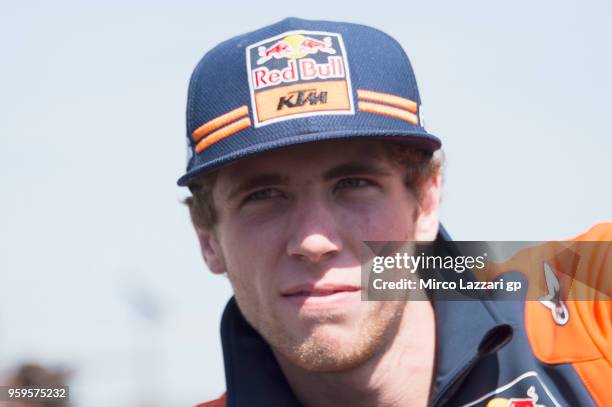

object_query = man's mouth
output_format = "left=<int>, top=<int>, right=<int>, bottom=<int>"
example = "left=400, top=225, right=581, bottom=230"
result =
left=282, top=284, right=362, bottom=307
left=282, top=284, right=361, bottom=297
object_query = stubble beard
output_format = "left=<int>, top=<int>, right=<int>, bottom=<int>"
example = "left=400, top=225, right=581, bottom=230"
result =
left=259, top=301, right=407, bottom=373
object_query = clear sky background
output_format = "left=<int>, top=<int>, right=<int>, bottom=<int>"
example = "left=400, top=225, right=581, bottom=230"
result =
left=1, top=1, right=610, bottom=406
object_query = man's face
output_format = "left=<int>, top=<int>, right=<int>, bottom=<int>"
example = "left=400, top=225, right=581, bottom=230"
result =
left=202, top=139, right=439, bottom=372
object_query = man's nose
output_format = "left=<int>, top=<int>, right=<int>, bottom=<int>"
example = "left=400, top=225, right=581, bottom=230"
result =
left=286, top=197, right=343, bottom=263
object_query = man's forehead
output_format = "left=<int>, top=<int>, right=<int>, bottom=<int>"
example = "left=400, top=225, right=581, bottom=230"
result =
left=220, top=139, right=391, bottom=179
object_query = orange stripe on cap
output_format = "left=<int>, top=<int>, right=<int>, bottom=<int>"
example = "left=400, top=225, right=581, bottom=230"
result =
left=358, top=101, right=418, bottom=125
left=357, top=89, right=418, bottom=112
left=192, top=105, right=249, bottom=142
left=195, top=117, right=251, bottom=153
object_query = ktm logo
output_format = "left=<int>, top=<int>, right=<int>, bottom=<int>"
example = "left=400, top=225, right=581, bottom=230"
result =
left=277, top=89, right=328, bottom=110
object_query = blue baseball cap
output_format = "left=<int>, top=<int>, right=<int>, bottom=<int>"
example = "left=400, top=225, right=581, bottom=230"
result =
left=178, top=17, right=441, bottom=186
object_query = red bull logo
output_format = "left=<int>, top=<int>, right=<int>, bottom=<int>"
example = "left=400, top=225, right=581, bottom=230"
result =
left=486, top=386, right=544, bottom=407
left=256, top=34, right=336, bottom=65
left=246, top=30, right=354, bottom=126
left=462, top=372, right=560, bottom=407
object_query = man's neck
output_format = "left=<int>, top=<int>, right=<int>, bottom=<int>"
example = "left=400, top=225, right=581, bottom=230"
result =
left=274, top=301, right=436, bottom=407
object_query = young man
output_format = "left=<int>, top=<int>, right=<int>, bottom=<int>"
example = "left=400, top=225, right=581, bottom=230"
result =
left=178, top=18, right=611, bottom=407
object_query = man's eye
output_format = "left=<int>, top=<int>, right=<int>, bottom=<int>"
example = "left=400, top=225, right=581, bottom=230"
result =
left=335, top=178, right=372, bottom=190
left=243, top=188, right=282, bottom=203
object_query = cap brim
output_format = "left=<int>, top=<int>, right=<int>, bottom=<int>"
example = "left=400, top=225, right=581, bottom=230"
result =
left=177, top=129, right=441, bottom=186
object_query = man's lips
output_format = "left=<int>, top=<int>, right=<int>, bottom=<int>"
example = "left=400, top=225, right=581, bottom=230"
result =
left=281, top=284, right=362, bottom=307
left=281, top=284, right=361, bottom=297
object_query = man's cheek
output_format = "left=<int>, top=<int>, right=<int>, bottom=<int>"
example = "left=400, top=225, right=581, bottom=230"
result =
left=226, top=256, right=271, bottom=301
left=352, top=208, right=413, bottom=241
left=227, top=269, right=263, bottom=316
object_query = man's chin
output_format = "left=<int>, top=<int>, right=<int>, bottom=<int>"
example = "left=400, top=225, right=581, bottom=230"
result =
left=283, top=338, right=374, bottom=372
left=269, top=302, right=406, bottom=372
left=273, top=324, right=380, bottom=372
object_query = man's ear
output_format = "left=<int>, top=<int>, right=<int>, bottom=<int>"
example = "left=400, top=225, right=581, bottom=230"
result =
left=414, top=174, right=442, bottom=241
left=195, top=227, right=227, bottom=275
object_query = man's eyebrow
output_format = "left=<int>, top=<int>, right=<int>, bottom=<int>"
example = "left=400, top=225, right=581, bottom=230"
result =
left=322, top=161, right=392, bottom=180
left=224, top=161, right=390, bottom=200
left=226, top=174, right=289, bottom=200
